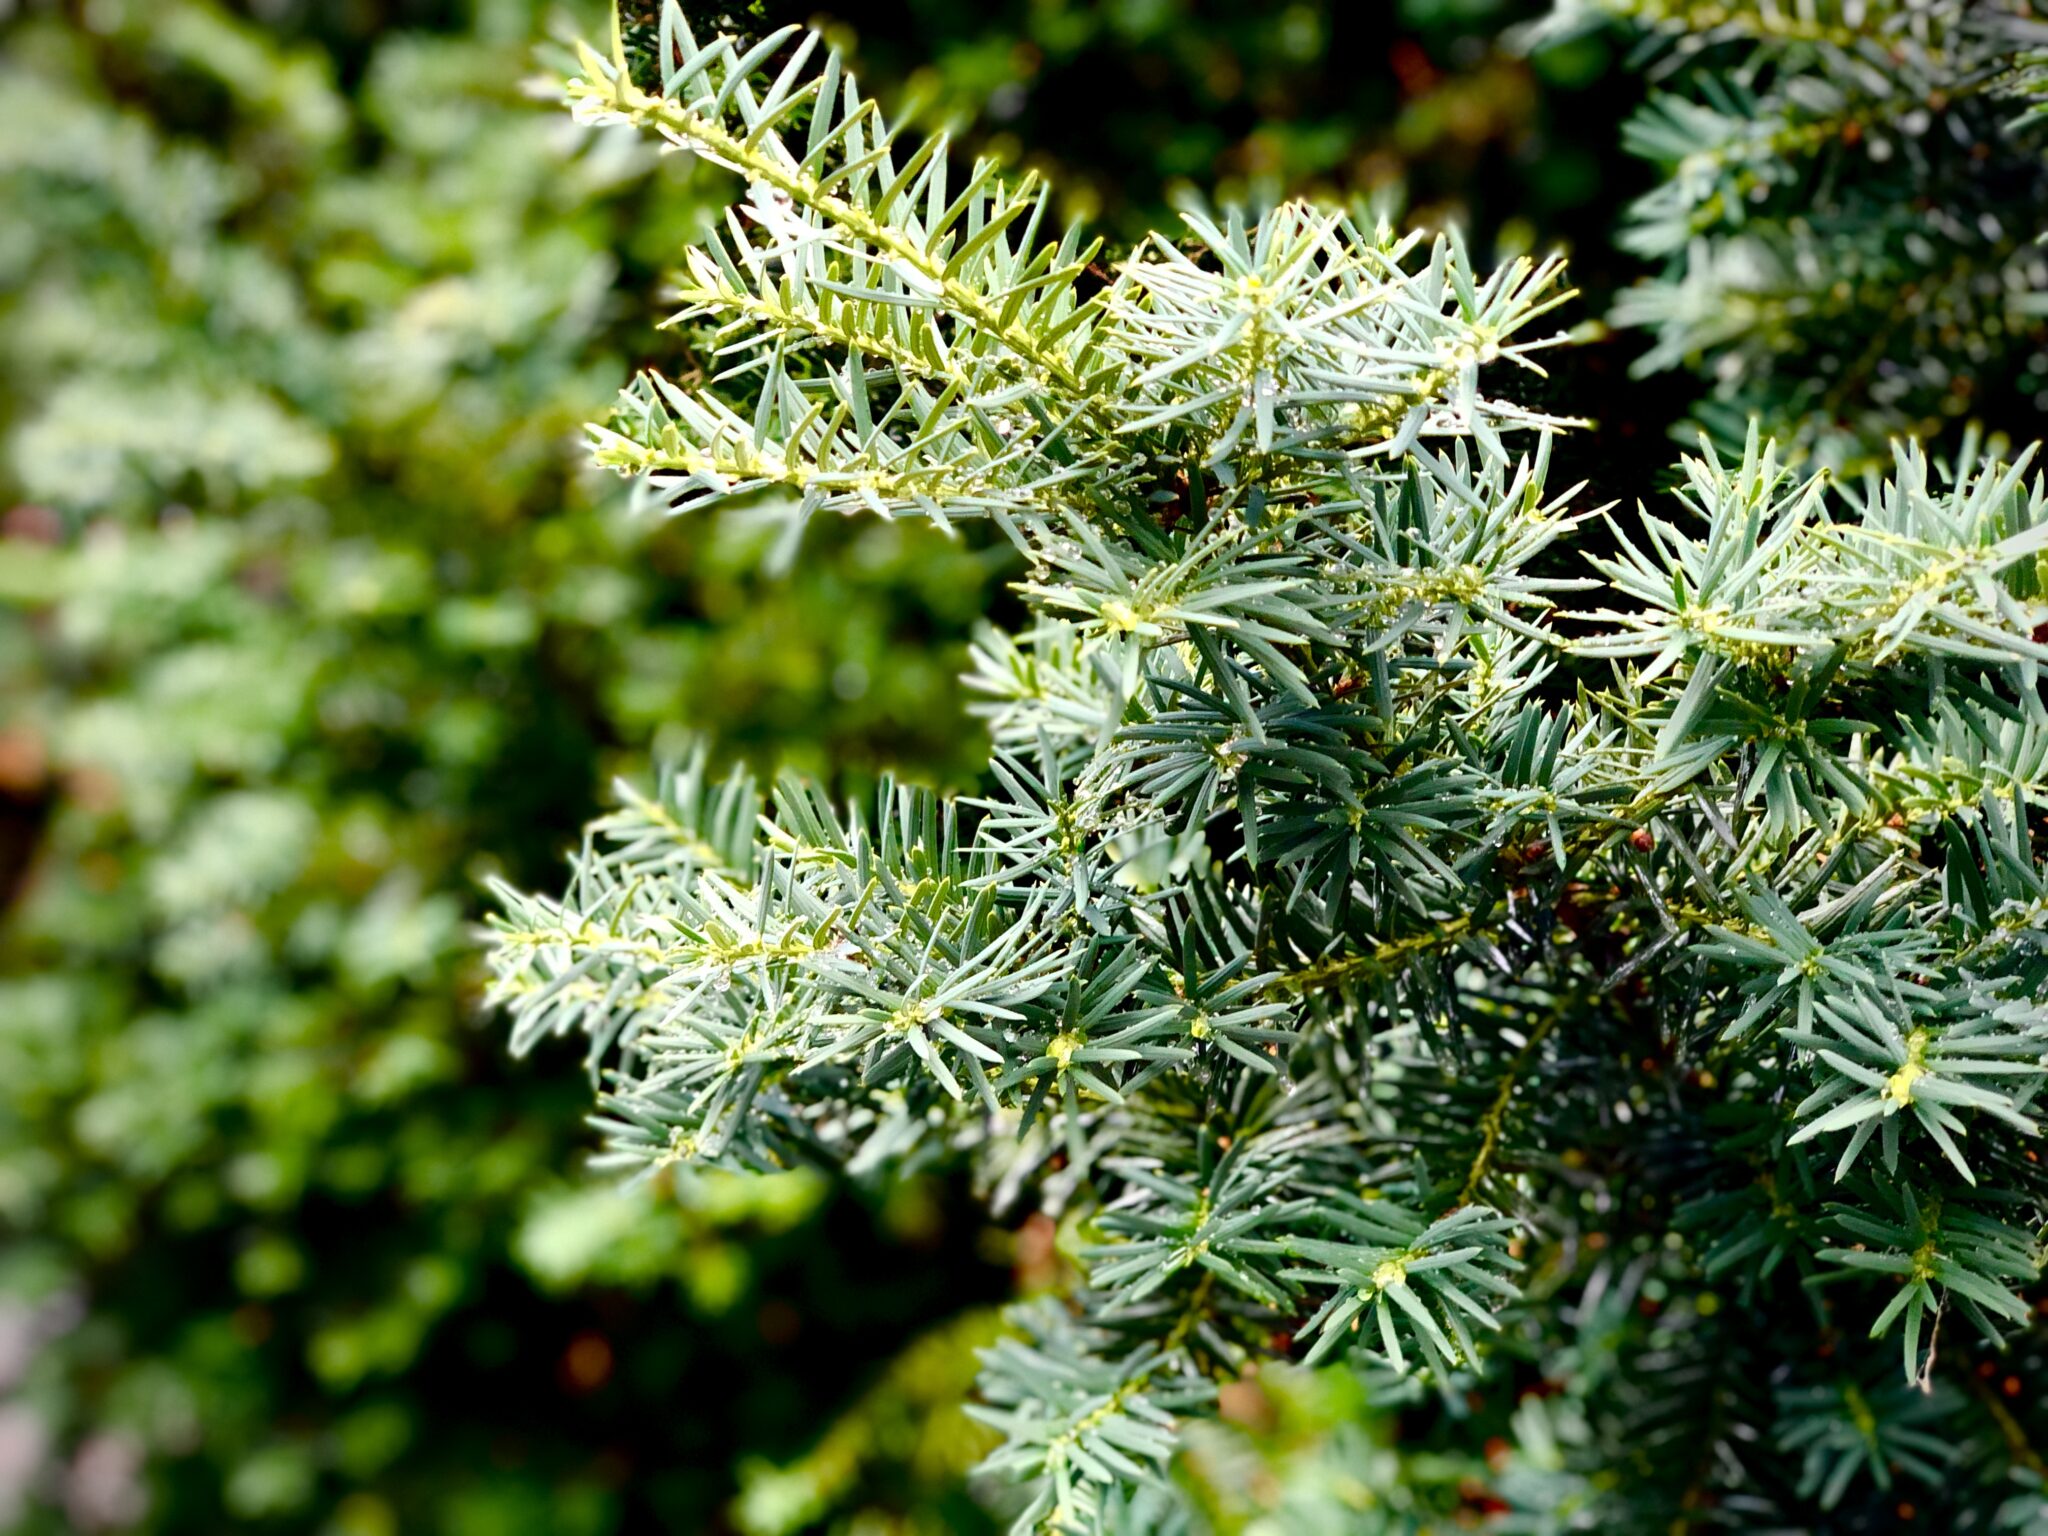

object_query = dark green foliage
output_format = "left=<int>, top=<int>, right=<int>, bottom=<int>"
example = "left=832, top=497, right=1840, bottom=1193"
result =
left=1547, top=0, right=2048, bottom=468
left=746, top=0, right=1626, bottom=247
left=494, top=10, right=2048, bottom=1531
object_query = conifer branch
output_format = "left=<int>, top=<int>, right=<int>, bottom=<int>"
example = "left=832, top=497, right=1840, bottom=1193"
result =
left=490, top=8, right=2048, bottom=1526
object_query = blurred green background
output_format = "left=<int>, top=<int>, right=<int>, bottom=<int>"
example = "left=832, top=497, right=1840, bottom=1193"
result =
left=0, top=2, right=1649, bottom=1531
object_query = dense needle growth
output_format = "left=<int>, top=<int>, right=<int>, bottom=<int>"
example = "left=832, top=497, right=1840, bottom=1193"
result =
left=1548, top=0, right=2048, bottom=467
left=490, top=7, right=2048, bottom=1529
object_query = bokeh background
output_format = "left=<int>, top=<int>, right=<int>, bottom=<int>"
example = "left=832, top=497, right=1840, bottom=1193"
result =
left=0, top=2, right=1674, bottom=1530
